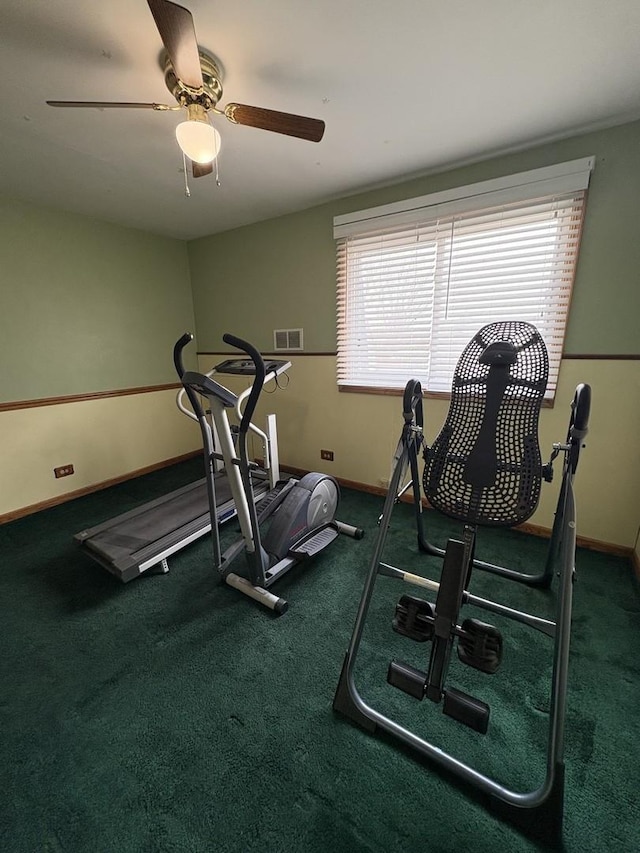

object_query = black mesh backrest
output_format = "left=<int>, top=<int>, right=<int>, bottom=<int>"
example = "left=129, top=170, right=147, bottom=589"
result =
left=422, top=321, right=548, bottom=527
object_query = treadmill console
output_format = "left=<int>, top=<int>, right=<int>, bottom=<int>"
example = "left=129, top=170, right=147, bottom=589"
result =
left=215, top=358, right=291, bottom=379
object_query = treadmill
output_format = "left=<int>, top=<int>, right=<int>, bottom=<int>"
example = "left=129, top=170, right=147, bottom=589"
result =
left=74, top=335, right=291, bottom=583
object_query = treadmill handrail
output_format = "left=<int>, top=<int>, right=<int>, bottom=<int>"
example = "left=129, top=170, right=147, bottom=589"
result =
left=234, top=360, right=291, bottom=425
left=222, top=333, right=265, bottom=435
left=175, top=356, right=290, bottom=427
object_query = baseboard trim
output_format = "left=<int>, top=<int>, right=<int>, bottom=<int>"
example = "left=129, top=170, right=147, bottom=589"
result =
left=517, top=522, right=633, bottom=560
left=0, top=451, right=201, bottom=524
left=3, top=456, right=636, bottom=568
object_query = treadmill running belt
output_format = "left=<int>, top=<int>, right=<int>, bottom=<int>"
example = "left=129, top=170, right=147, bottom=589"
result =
left=85, top=474, right=237, bottom=565
left=86, top=481, right=212, bottom=563
left=76, top=468, right=268, bottom=580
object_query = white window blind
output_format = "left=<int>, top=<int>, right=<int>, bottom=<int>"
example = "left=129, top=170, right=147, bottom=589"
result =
left=335, top=159, right=593, bottom=399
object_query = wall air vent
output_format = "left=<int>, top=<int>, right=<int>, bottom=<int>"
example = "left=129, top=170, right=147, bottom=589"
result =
left=273, top=328, right=304, bottom=351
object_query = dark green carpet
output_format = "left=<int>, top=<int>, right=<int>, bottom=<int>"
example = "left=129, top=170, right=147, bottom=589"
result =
left=1, top=459, right=639, bottom=852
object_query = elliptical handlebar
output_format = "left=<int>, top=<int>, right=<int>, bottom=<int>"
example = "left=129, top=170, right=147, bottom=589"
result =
left=173, top=332, right=207, bottom=423
left=222, top=333, right=266, bottom=437
left=173, top=332, right=193, bottom=379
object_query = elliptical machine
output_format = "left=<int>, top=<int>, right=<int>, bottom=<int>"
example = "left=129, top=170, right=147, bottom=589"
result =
left=177, top=332, right=364, bottom=613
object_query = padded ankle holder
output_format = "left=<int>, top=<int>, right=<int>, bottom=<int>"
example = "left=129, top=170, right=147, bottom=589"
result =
left=387, top=659, right=427, bottom=700
left=392, top=595, right=434, bottom=642
left=457, top=618, right=503, bottom=674
left=443, top=687, right=490, bottom=734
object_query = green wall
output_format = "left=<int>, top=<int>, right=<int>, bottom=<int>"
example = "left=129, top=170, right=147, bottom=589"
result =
left=0, top=195, right=195, bottom=403
left=187, top=206, right=336, bottom=353
left=3, top=118, right=639, bottom=404
left=188, top=120, right=640, bottom=355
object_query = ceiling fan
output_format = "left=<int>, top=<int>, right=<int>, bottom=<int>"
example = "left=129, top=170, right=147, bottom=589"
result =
left=47, top=0, right=325, bottom=182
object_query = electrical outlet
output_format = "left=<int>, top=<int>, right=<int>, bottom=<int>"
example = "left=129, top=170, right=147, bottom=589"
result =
left=54, top=464, right=74, bottom=478
left=320, top=449, right=334, bottom=461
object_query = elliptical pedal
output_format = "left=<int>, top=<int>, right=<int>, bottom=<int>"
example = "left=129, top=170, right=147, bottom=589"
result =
left=289, top=524, right=340, bottom=558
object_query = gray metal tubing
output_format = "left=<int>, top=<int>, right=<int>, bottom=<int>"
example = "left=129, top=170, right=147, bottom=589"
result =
left=342, top=669, right=557, bottom=808
left=341, top=435, right=577, bottom=810
left=200, top=416, right=222, bottom=571
left=544, top=472, right=576, bottom=769
left=341, top=437, right=411, bottom=666
left=220, top=538, right=247, bottom=573
left=378, top=563, right=556, bottom=638
left=419, top=538, right=551, bottom=586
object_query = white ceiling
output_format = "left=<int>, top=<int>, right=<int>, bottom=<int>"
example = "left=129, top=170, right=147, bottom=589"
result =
left=1, top=0, right=640, bottom=241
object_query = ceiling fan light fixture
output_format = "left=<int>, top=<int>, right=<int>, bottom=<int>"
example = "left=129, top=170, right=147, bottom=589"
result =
left=176, top=103, right=221, bottom=164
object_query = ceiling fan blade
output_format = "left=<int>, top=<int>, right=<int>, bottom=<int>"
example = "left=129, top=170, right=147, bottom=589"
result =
left=224, top=104, right=325, bottom=142
left=192, top=161, right=213, bottom=178
left=147, top=0, right=203, bottom=90
left=46, top=101, right=176, bottom=110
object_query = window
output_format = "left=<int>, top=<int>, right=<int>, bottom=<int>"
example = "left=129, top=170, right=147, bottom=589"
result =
left=335, top=158, right=594, bottom=400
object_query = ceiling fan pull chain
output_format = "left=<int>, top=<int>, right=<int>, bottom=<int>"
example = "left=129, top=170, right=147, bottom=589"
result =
left=182, top=151, right=191, bottom=197
left=215, top=152, right=221, bottom=187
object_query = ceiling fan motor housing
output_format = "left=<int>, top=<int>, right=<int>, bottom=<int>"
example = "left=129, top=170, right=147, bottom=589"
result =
left=161, top=49, right=223, bottom=109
